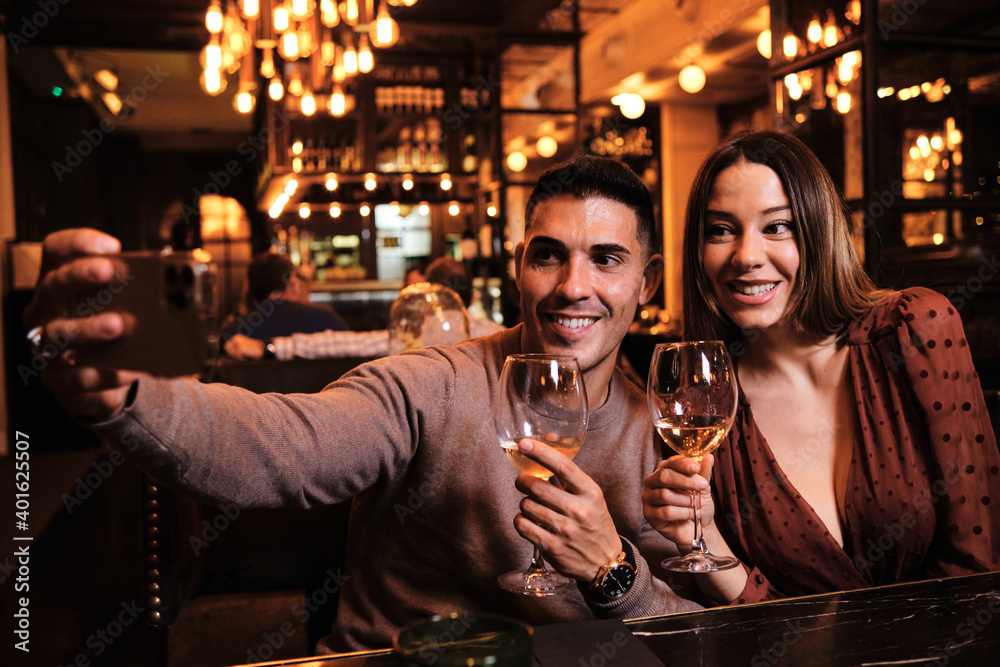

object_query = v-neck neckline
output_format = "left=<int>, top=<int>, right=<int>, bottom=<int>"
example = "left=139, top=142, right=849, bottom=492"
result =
left=734, top=365, right=860, bottom=560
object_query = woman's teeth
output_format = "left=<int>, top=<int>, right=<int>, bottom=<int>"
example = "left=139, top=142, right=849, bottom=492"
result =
left=735, top=283, right=776, bottom=297
left=555, top=317, right=595, bottom=329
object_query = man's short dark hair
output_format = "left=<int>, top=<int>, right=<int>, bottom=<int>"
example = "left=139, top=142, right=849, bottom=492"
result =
left=524, top=155, right=657, bottom=258
left=246, top=252, right=295, bottom=304
left=425, top=257, right=473, bottom=307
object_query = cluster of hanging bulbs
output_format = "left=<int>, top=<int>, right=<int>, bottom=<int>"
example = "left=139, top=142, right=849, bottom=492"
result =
left=201, top=0, right=417, bottom=116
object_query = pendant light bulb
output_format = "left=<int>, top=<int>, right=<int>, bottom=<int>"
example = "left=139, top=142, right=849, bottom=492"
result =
left=281, top=31, right=300, bottom=59
left=536, top=136, right=558, bottom=158
left=677, top=66, right=705, bottom=94
left=301, top=91, right=317, bottom=116
left=274, top=5, right=290, bottom=32
left=321, top=0, right=340, bottom=27
left=203, top=37, right=223, bottom=71
left=291, top=0, right=311, bottom=21
left=358, top=35, right=374, bottom=73
left=241, top=0, right=260, bottom=19
left=200, top=68, right=226, bottom=95
left=288, top=70, right=304, bottom=96
left=321, top=39, right=336, bottom=67
left=344, top=42, right=358, bottom=75
left=234, top=89, right=256, bottom=114
left=268, top=77, right=285, bottom=101
left=206, top=0, right=224, bottom=34
left=807, top=16, right=822, bottom=44
left=370, top=2, right=400, bottom=48
left=259, top=48, right=276, bottom=79
left=328, top=86, right=346, bottom=116
left=756, top=29, right=771, bottom=59
left=343, top=0, right=359, bottom=26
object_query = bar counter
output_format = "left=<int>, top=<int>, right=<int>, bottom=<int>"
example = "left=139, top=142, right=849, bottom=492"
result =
left=236, top=570, right=1000, bottom=666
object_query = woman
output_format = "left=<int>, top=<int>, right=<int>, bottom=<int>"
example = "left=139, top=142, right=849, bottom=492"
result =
left=643, top=130, right=999, bottom=605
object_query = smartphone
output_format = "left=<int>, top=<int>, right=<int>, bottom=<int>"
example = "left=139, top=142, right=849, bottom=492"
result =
left=73, top=250, right=217, bottom=376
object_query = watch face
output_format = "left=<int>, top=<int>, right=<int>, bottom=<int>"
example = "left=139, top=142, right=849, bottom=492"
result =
left=601, top=564, right=636, bottom=598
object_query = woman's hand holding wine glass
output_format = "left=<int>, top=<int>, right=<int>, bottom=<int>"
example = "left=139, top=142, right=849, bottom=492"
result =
left=644, top=341, right=739, bottom=573
left=643, top=453, right=719, bottom=553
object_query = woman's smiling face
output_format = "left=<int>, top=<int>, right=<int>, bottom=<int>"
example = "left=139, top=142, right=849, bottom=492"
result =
left=701, top=160, right=800, bottom=334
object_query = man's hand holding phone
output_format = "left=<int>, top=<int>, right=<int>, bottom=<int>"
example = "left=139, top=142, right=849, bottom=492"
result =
left=23, top=228, right=142, bottom=421
left=25, top=228, right=215, bottom=421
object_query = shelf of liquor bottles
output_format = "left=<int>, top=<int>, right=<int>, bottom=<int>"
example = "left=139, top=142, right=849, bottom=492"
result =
left=260, top=57, right=491, bottom=198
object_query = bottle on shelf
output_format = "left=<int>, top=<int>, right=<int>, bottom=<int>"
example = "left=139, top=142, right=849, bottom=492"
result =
left=460, top=220, right=478, bottom=261
left=462, top=132, right=477, bottom=173
left=478, top=221, right=493, bottom=259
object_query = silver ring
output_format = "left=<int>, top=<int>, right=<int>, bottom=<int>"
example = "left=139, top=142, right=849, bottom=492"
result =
left=26, top=325, right=44, bottom=349
left=26, top=325, right=60, bottom=360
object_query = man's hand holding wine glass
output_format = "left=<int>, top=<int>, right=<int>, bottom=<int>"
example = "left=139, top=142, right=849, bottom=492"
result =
left=512, top=437, right=624, bottom=583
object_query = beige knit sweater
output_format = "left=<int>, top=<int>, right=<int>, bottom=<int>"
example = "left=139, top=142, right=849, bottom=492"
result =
left=91, top=325, right=702, bottom=652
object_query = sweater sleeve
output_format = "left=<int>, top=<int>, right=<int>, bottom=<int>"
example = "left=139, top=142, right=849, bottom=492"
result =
left=894, top=288, right=1000, bottom=576
left=87, top=351, right=454, bottom=508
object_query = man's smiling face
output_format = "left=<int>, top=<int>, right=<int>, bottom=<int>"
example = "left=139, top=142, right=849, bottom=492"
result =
left=515, top=194, right=661, bottom=389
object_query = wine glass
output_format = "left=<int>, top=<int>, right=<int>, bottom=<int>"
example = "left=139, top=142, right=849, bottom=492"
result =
left=495, top=354, right=588, bottom=596
left=647, top=341, right=739, bottom=572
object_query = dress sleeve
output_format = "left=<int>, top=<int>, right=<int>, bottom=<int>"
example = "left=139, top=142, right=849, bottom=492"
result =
left=894, top=287, right=1000, bottom=575
left=726, top=564, right=785, bottom=605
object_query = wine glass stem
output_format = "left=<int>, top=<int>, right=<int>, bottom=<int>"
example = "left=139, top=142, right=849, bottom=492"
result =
left=527, top=547, right=548, bottom=574
left=691, top=489, right=708, bottom=555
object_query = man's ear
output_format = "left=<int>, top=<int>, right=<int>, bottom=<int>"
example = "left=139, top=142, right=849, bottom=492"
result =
left=639, top=253, right=664, bottom=304
left=513, top=241, right=525, bottom=289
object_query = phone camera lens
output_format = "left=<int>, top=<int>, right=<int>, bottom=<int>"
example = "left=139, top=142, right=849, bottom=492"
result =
left=181, top=266, right=195, bottom=287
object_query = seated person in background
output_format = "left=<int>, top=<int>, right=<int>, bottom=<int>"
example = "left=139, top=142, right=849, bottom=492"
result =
left=404, top=261, right=427, bottom=287
left=643, top=130, right=1000, bottom=606
left=221, top=252, right=347, bottom=345
left=29, top=155, right=699, bottom=652
left=424, top=256, right=506, bottom=338
left=225, top=256, right=505, bottom=361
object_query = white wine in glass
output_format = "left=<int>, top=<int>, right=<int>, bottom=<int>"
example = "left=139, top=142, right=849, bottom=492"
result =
left=495, top=354, right=588, bottom=596
left=647, top=341, right=739, bottom=573
left=501, top=436, right=583, bottom=480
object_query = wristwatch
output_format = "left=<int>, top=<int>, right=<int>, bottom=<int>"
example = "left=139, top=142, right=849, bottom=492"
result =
left=589, top=538, right=637, bottom=602
left=262, top=339, right=277, bottom=360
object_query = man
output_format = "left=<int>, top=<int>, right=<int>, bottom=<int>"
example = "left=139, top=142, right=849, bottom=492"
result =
left=220, top=252, right=348, bottom=344
left=26, top=156, right=699, bottom=652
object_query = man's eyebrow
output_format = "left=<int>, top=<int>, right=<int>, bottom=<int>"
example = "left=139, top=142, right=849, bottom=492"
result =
left=525, top=235, right=565, bottom=249
left=526, top=236, right=632, bottom=256
left=592, top=243, right=631, bottom=255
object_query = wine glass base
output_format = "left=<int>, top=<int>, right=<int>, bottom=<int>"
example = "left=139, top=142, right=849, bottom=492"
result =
left=662, top=552, right=740, bottom=573
left=497, top=569, right=576, bottom=597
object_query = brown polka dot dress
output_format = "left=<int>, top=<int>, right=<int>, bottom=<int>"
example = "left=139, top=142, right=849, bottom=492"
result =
left=712, top=287, right=1000, bottom=604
